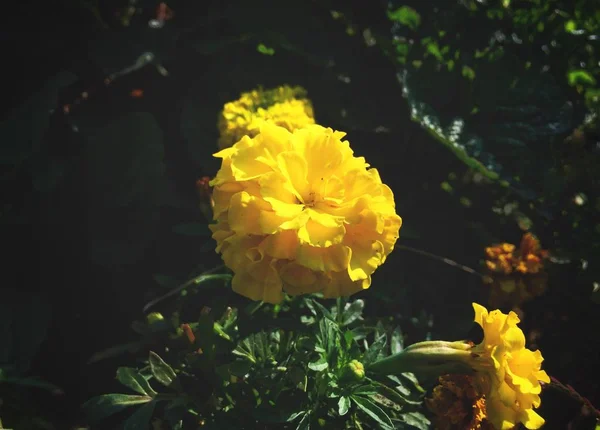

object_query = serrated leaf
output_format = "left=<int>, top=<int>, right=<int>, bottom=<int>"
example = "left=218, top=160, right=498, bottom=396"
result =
left=352, top=395, right=394, bottom=430
left=362, top=334, right=387, bottom=366
left=372, top=380, right=422, bottom=407
left=350, top=326, right=374, bottom=341
left=148, top=351, right=178, bottom=388
left=228, top=360, right=253, bottom=377
left=310, top=300, right=333, bottom=320
left=341, top=299, right=364, bottom=326
left=308, top=356, right=328, bottom=372
left=83, top=394, right=153, bottom=422
left=390, top=326, right=404, bottom=355
left=399, top=411, right=431, bottom=430
left=338, top=396, right=350, bottom=416
left=296, top=412, right=310, bottom=430
left=352, top=385, right=378, bottom=396
left=399, top=372, right=425, bottom=392
left=116, top=367, right=157, bottom=396
left=123, top=401, right=157, bottom=430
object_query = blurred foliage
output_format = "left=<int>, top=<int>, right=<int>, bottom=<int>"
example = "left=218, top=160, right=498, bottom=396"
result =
left=85, top=294, right=429, bottom=429
left=1, top=0, right=599, bottom=428
left=0, top=291, right=60, bottom=429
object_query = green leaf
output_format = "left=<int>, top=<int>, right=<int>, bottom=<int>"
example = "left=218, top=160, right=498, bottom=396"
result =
left=568, top=70, right=597, bottom=87
left=83, top=394, right=153, bottom=422
left=116, top=367, right=157, bottom=396
left=296, top=412, right=311, bottom=430
left=398, top=411, right=431, bottom=430
left=352, top=385, right=378, bottom=396
left=338, top=396, right=350, bottom=416
left=341, top=299, right=364, bottom=326
left=371, top=379, right=422, bottom=407
left=305, top=298, right=333, bottom=320
left=226, top=360, right=253, bottom=377
left=148, top=351, right=178, bottom=388
left=362, top=334, right=387, bottom=366
left=390, top=326, right=404, bottom=355
left=172, top=223, right=212, bottom=236
left=387, top=6, right=421, bottom=30
left=257, top=43, right=275, bottom=55
left=232, top=332, right=273, bottom=364
left=308, top=356, right=328, bottom=372
left=123, top=401, right=157, bottom=430
left=318, top=318, right=341, bottom=362
left=351, top=395, right=394, bottom=430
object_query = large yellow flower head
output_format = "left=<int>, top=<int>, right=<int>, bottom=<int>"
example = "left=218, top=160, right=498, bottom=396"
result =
left=217, top=85, right=315, bottom=150
left=209, top=122, right=402, bottom=304
left=470, top=303, right=550, bottom=430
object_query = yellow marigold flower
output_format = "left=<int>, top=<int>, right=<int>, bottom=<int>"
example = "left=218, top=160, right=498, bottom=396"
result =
left=370, top=304, right=550, bottom=430
left=209, top=122, right=402, bottom=304
left=426, top=374, right=493, bottom=430
left=471, top=303, right=550, bottom=429
left=217, top=85, right=315, bottom=149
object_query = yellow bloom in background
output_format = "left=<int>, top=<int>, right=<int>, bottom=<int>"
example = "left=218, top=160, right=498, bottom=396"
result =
left=209, top=122, right=402, bottom=304
left=470, top=303, right=550, bottom=429
left=217, top=85, right=315, bottom=149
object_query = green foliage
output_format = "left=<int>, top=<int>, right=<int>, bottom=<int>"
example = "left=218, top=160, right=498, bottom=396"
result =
left=85, top=296, right=429, bottom=429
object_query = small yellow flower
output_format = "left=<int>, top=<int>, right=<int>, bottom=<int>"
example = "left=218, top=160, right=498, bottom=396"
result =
left=217, top=85, right=315, bottom=149
left=470, top=303, right=550, bottom=429
left=209, top=122, right=402, bottom=303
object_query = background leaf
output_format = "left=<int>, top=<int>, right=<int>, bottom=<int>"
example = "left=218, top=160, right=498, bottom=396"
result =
left=83, top=394, right=153, bottom=422
left=116, top=367, right=157, bottom=396
left=123, top=400, right=157, bottom=430
left=148, top=351, right=178, bottom=388
left=352, top=395, right=394, bottom=430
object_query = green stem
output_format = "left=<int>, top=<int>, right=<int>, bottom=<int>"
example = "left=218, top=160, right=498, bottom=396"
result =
left=142, top=266, right=231, bottom=313
left=396, top=244, right=485, bottom=279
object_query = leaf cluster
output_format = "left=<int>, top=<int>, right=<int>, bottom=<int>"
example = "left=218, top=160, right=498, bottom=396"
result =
left=84, top=296, right=430, bottom=429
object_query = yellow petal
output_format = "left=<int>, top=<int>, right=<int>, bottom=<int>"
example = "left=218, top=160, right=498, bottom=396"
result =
left=297, top=218, right=346, bottom=247
left=280, top=262, right=319, bottom=296
left=521, top=408, right=545, bottom=429
left=347, top=240, right=385, bottom=281
left=276, top=151, right=310, bottom=201
left=321, top=271, right=369, bottom=298
left=296, top=244, right=350, bottom=272
left=260, top=230, right=299, bottom=259
left=472, top=303, right=488, bottom=327
left=228, top=191, right=269, bottom=235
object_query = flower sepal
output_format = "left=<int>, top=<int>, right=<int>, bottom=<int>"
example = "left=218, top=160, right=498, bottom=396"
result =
left=368, top=340, right=475, bottom=378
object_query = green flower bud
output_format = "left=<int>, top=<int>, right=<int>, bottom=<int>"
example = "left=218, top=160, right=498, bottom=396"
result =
left=146, top=312, right=165, bottom=325
left=340, top=359, right=365, bottom=382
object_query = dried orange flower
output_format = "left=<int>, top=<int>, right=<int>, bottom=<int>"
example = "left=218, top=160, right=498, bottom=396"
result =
left=426, top=374, right=494, bottom=430
left=483, top=233, right=549, bottom=309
